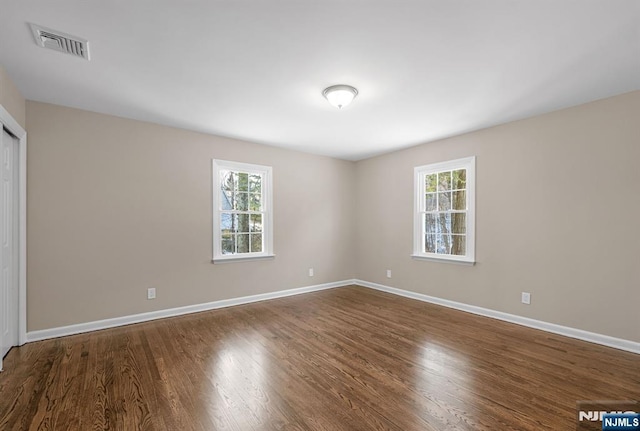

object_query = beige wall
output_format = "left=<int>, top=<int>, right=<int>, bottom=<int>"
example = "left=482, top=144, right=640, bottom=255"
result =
left=26, top=101, right=355, bottom=331
left=0, top=65, right=26, bottom=129
left=25, top=91, right=640, bottom=343
left=355, top=91, right=640, bottom=342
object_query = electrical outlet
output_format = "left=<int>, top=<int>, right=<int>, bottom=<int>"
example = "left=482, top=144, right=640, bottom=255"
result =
left=386, top=269, right=392, bottom=278
left=308, top=268, right=314, bottom=277
left=147, top=287, right=156, bottom=300
left=521, top=292, right=531, bottom=305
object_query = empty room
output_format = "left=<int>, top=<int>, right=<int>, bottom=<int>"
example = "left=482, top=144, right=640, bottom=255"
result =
left=0, top=1, right=639, bottom=430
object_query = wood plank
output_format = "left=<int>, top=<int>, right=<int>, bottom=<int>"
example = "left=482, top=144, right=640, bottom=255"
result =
left=0, top=286, right=638, bottom=430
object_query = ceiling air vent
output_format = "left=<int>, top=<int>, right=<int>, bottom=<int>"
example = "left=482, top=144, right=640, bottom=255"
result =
left=29, top=24, right=90, bottom=60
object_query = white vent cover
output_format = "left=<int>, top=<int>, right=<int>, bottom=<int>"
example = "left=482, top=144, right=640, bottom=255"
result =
left=29, top=24, right=90, bottom=60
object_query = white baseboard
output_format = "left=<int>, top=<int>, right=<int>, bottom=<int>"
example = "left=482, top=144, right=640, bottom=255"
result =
left=354, top=279, right=640, bottom=355
left=26, top=279, right=355, bottom=343
left=26, top=278, right=640, bottom=355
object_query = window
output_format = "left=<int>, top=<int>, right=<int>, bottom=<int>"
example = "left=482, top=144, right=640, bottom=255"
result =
left=413, top=156, right=475, bottom=264
left=212, top=160, right=273, bottom=262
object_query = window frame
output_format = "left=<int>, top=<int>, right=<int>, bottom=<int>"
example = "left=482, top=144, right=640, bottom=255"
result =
left=412, top=156, right=476, bottom=264
left=212, top=159, right=274, bottom=263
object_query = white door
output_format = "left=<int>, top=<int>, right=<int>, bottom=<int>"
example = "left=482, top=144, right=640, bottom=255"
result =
left=0, top=128, right=19, bottom=361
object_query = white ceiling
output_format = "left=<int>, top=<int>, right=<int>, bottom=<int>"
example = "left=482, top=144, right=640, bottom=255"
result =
left=1, top=1, right=638, bottom=160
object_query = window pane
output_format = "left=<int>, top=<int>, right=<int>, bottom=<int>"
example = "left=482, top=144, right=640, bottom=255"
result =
left=451, top=213, right=466, bottom=234
left=221, top=233, right=235, bottom=255
left=425, top=234, right=437, bottom=253
left=250, top=214, right=263, bottom=232
left=235, top=192, right=249, bottom=211
left=436, top=232, right=451, bottom=254
left=425, top=193, right=437, bottom=211
left=249, top=174, right=261, bottom=193
left=451, top=235, right=466, bottom=256
left=237, top=214, right=250, bottom=233
left=250, top=234, right=262, bottom=253
left=438, top=192, right=451, bottom=211
left=221, top=213, right=233, bottom=234
left=436, top=213, right=452, bottom=253
left=452, top=190, right=466, bottom=210
left=221, top=171, right=235, bottom=191
left=221, top=190, right=234, bottom=210
left=425, top=174, right=437, bottom=193
left=236, top=233, right=250, bottom=253
left=438, top=171, right=451, bottom=191
left=249, top=193, right=262, bottom=211
left=237, top=173, right=249, bottom=191
left=424, top=213, right=437, bottom=234
left=437, top=213, right=450, bottom=235
left=452, top=169, right=466, bottom=190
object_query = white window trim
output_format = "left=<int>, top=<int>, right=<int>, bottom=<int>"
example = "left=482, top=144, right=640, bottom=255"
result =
left=412, top=156, right=476, bottom=264
left=212, top=159, right=274, bottom=263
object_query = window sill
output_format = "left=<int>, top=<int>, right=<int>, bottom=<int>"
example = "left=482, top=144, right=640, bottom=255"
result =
left=212, top=254, right=276, bottom=264
left=410, top=254, right=475, bottom=266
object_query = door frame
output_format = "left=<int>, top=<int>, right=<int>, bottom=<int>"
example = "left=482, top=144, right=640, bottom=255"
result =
left=0, top=104, right=27, bottom=365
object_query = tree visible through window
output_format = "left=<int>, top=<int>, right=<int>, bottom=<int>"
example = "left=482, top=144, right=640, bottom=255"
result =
left=213, top=160, right=273, bottom=262
left=413, top=157, right=475, bottom=263
left=220, top=171, right=264, bottom=254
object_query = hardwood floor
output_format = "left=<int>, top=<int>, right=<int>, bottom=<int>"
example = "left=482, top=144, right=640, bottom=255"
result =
left=1, top=285, right=638, bottom=430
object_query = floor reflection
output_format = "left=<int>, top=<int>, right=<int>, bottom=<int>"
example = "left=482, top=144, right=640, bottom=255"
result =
left=206, top=327, right=270, bottom=428
left=411, top=341, right=477, bottom=430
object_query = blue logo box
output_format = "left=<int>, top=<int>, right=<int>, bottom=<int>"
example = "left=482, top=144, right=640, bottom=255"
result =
left=602, top=414, right=640, bottom=431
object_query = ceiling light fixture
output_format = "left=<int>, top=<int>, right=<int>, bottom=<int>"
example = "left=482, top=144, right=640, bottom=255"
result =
left=322, top=85, right=358, bottom=109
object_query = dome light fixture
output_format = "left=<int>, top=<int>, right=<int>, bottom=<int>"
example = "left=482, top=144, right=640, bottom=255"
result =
left=322, top=84, right=358, bottom=109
